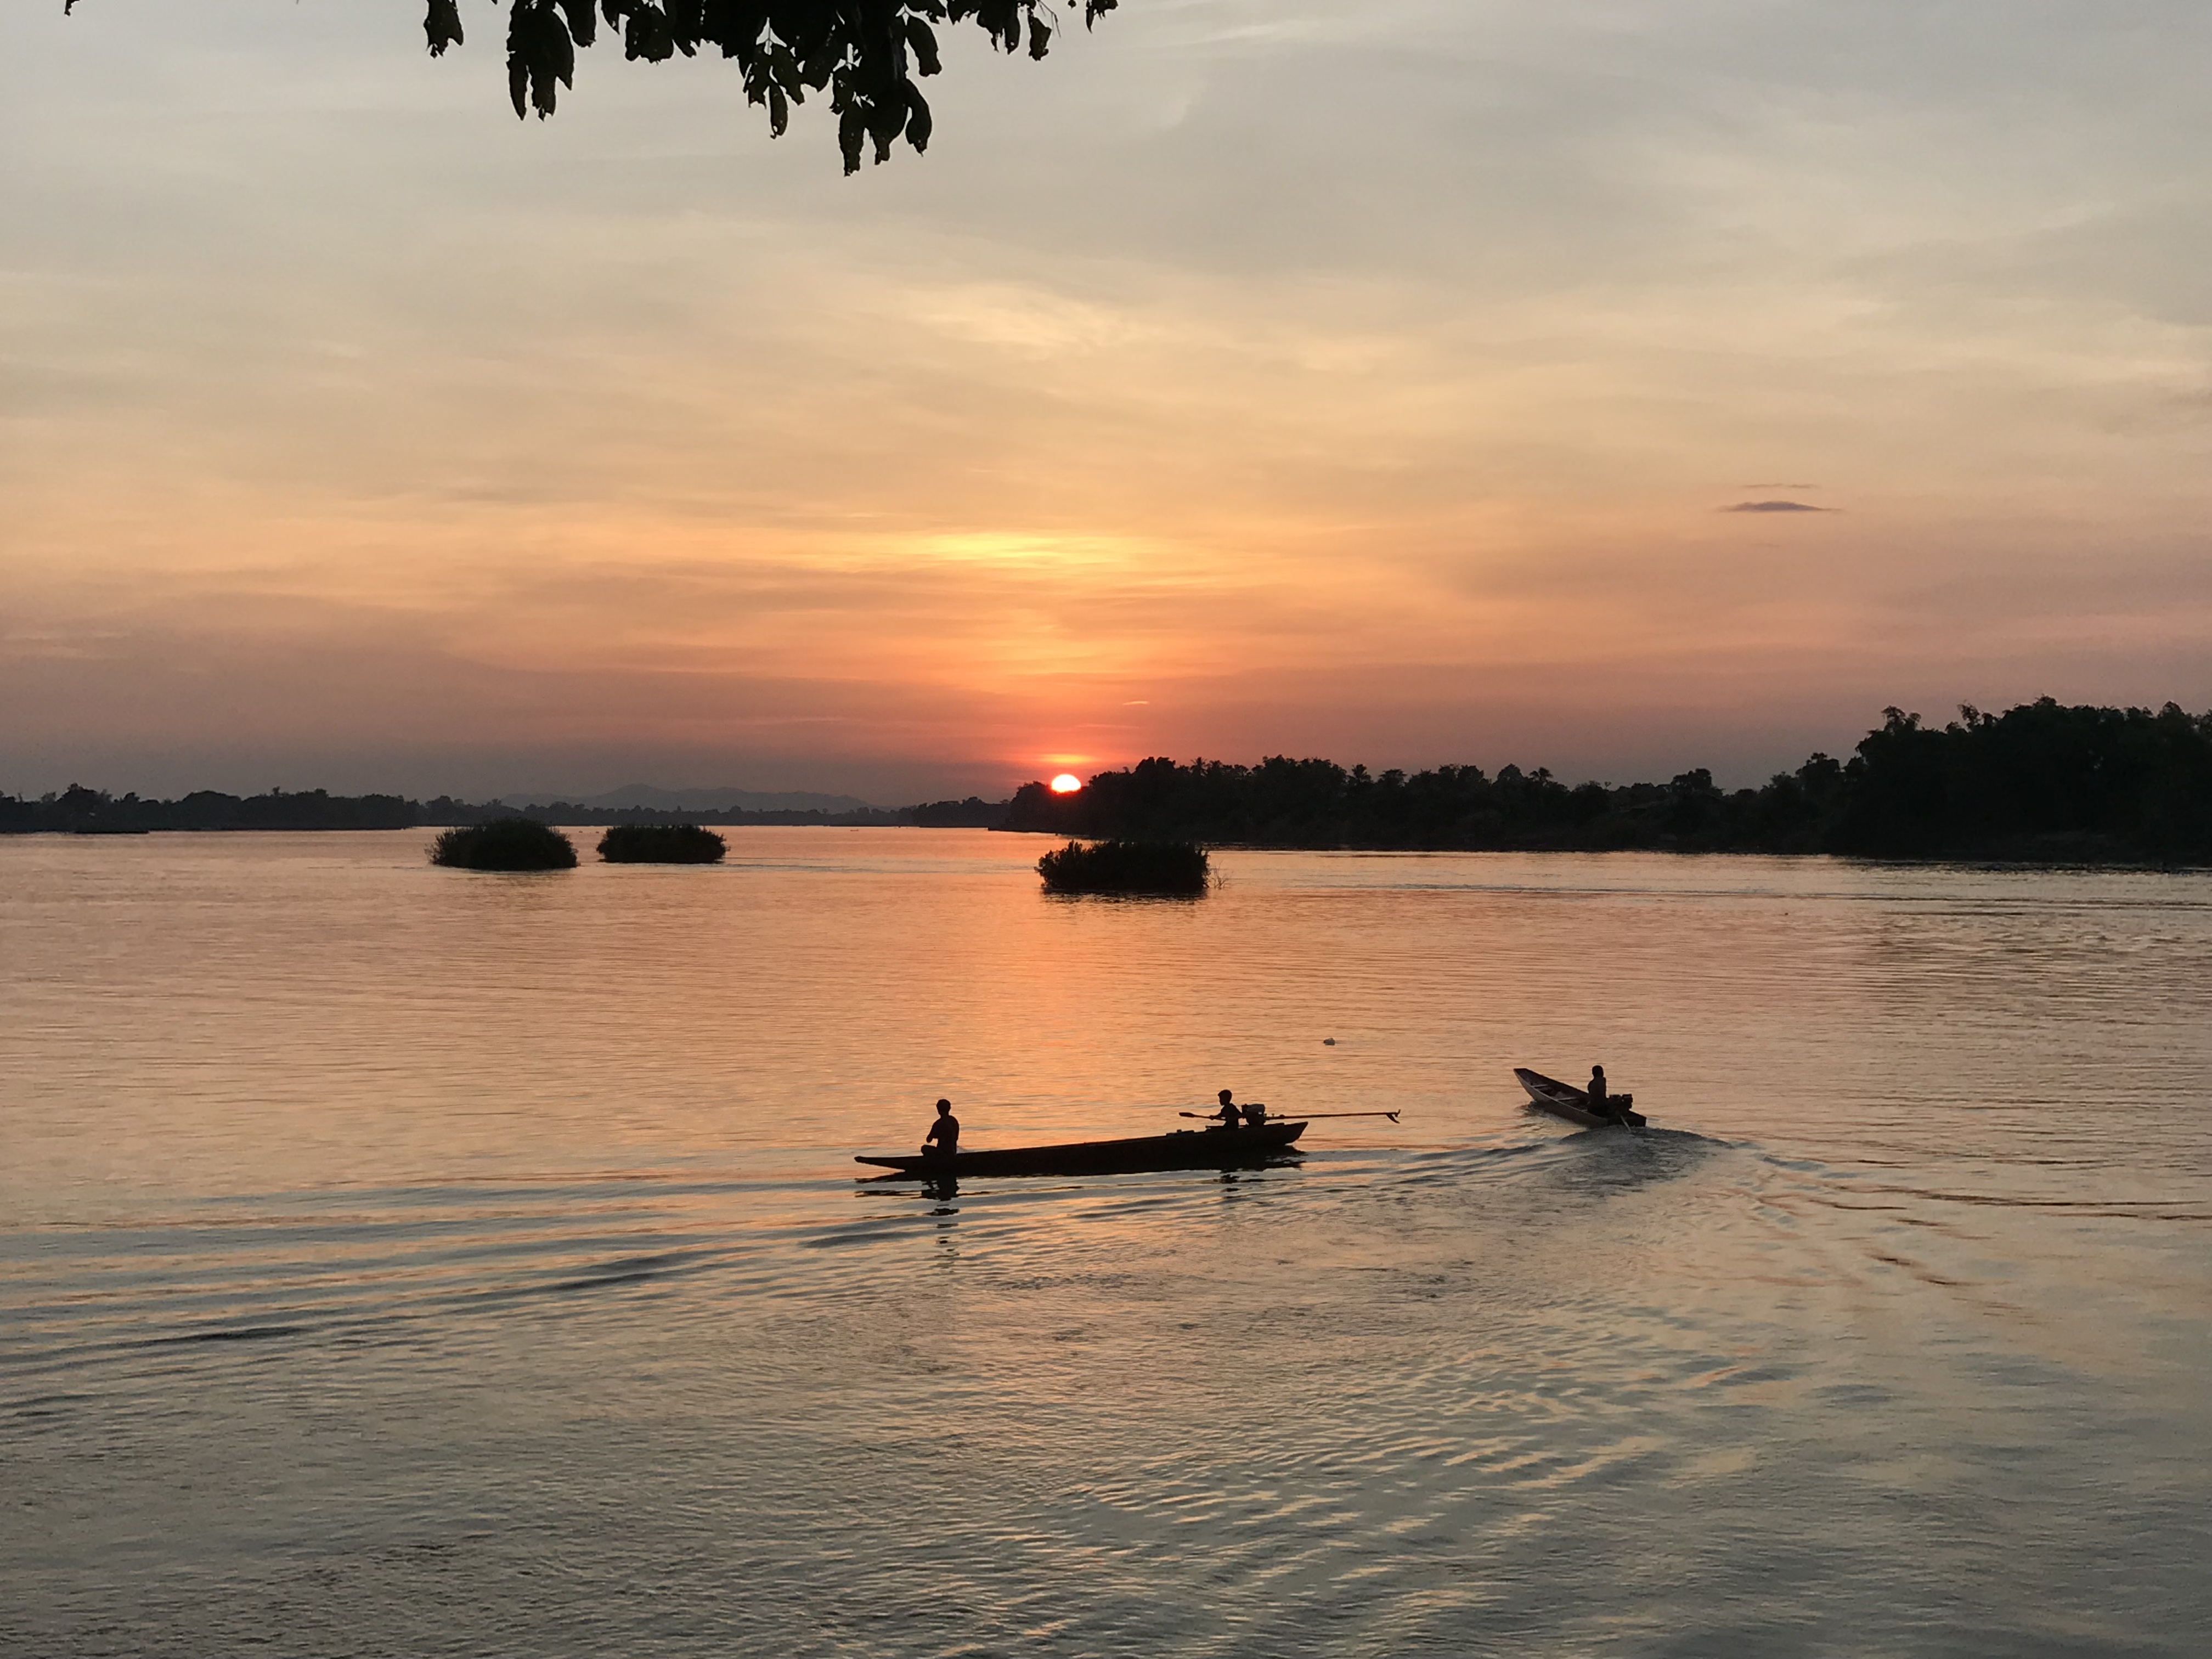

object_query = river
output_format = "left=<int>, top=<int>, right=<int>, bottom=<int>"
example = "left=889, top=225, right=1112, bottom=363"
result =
left=3, top=829, right=2208, bottom=1656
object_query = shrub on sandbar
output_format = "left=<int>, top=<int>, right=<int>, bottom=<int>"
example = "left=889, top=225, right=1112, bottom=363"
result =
left=598, top=823, right=727, bottom=864
left=1037, top=839, right=1210, bottom=896
left=430, top=820, right=577, bottom=871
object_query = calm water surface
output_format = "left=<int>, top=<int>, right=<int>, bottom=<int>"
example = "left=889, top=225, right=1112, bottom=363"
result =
left=4, top=830, right=2209, bottom=1657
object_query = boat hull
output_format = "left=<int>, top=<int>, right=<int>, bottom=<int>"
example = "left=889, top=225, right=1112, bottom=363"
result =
left=1515, top=1068, right=1645, bottom=1128
left=856, top=1121, right=1307, bottom=1179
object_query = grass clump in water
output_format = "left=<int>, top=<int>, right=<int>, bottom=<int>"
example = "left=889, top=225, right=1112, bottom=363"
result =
left=597, top=823, right=727, bottom=864
left=430, top=820, right=577, bottom=871
left=1037, top=838, right=1210, bottom=896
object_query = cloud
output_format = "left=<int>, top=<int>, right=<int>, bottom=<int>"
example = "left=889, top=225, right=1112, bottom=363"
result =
left=1722, top=500, right=1835, bottom=513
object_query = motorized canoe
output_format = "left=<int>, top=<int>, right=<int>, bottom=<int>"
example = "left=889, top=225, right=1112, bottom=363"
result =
left=855, top=1121, right=1307, bottom=1179
left=1515, top=1067, right=1646, bottom=1128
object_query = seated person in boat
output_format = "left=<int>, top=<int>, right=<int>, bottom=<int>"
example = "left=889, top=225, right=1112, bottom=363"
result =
left=923, top=1098, right=960, bottom=1156
left=1211, top=1090, right=1245, bottom=1130
left=1587, top=1065, right=1621, bottom=1121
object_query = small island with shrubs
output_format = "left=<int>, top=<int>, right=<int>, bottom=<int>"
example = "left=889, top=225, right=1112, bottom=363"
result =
left=597, top=823, right=727, bottom=864
left=430, top=820, right=577, bottom=871
left=1037, top=838, right=1211, bottom=896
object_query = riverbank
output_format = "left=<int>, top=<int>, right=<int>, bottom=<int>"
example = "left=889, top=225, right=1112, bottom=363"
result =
left=15, top=700, right=2210, bottom=865
left=1000, top=700, right=2212, bottom=865
left=0, top=786, right=1003, bottom=836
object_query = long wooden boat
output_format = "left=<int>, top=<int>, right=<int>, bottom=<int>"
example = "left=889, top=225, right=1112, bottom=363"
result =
left=1515, top=1067, right=1646, bottom=1128
left=855, top=1121, right=1307, bottom=1179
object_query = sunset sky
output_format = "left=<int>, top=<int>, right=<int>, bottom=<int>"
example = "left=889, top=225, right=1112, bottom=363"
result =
left=5, top=2, right=2209, bottom=803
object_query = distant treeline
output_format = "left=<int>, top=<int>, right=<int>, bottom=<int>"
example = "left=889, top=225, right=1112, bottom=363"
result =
left=0, top=787, right=1008, bottom=836
left=1001, top=701, right=2212, bottom=864
left=14, top=701, right=2211, bottom=862
left=459, top=795, right=1006, bottom=829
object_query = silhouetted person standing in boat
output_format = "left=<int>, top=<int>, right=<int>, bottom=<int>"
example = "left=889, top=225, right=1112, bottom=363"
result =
left=923, top=1099, right=960, bottom=1157
left=1211, top=1090, right=1244, bottom=1130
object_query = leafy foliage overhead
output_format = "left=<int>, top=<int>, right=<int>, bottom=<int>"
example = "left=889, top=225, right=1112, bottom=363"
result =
left=64, top=1, right=1113, bottom=172
left=421, top=1, right=1116, bottom=171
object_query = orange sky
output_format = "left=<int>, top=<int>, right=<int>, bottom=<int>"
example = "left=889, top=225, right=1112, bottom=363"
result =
left=4, top=3, right=2209, bottom=802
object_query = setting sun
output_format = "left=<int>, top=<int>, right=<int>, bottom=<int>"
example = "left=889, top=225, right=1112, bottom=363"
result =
left=1049, top=774, right=1084, bottom=794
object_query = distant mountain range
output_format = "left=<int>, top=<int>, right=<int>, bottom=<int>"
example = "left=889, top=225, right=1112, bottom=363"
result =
left=499, top=784, right=882, bottom=814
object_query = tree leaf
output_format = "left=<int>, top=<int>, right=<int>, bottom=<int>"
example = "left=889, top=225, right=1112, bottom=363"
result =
left=838, top=99, right=865, bottom=174
left=554, top=0, right=595, bottom=50
left=622, top=5, right=676, bottom=63
left=866, top=84, right=905, bottom=163
left=424, top=0, right=465, bottom=56
left=904, top=16, right=941, bottom=76
left=546, top=7, right=577, bottom=89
